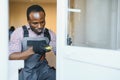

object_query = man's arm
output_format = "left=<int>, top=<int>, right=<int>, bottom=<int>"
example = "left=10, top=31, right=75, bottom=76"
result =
left=9, top=27, right=35, bottom=60
left=9, top=47, right=34, bottom=60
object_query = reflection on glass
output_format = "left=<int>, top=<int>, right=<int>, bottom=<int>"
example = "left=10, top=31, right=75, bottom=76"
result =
left=67, top=0, right=119, bottom=50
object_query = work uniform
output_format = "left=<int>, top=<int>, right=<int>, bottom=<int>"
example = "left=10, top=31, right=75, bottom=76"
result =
left=9, top=25, right=56, bottom=80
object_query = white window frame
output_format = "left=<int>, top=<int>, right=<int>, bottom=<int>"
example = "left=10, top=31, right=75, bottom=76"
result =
left=57, top=0, right=120, bottom=80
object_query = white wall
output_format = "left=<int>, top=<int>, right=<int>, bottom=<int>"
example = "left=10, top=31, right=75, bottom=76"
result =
left=0, top=0, right=8, bottom=80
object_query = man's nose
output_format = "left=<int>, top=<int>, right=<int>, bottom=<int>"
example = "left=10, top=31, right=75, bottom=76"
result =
left=37, top=23, right=41, bottom=28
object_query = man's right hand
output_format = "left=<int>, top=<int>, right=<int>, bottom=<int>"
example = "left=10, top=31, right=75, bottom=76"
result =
left=27, top=46, right=34, bottom=55
left=9, top=47, right=34, bottom=60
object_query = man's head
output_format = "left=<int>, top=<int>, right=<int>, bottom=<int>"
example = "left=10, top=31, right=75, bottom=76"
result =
left=27, top=5, right=46, bottom=35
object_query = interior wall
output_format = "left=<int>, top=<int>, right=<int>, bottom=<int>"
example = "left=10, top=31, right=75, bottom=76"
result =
left=9, top=2, right=56, bottom=33
left=9, top=1, right=56, bottom=68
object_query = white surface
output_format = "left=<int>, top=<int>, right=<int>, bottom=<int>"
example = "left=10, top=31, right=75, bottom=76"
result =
left=8, top=60, right=24, bottom=80
left=61, top=57, right=120, bottom=80
left=57, top=0, right=120, bottom=80
left=0, top=0, right=8, bottom=80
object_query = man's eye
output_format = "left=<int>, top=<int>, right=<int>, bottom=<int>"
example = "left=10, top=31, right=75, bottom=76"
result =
left=40, top=21, right=45, bottom=24
left=32, top=22, right=38, bottom=25
left=41, top=22, right=44, bottom=23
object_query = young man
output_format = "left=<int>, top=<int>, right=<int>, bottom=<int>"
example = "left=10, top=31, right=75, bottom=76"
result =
left=9, top=5, right=56, bottom=80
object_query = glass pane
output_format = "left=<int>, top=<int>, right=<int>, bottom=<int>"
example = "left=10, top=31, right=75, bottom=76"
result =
left=67, top=0, right=119, bottom=50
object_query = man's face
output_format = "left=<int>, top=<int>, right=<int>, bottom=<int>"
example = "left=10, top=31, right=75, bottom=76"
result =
left=28, top=11, right=45, bottom=35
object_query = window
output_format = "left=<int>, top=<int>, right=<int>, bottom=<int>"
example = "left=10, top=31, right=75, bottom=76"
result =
left=67, top=0, right=120, bottom=50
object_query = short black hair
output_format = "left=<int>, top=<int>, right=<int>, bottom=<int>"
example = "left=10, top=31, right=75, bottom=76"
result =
left=27, top=5, right=45, bottom=20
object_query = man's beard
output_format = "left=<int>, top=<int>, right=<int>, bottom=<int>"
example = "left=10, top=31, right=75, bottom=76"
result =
left=30, top=26, right=44, bottom=35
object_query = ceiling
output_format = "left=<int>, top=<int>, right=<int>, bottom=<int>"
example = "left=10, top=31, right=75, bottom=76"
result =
left=10, top=0, right=56, bottom=3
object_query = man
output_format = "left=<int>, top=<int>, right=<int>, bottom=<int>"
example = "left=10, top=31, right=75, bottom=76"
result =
left=9, top=5, right=56, bottom=80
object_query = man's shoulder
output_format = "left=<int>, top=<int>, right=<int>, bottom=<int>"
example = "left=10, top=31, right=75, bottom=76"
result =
left=10, top=26, right=24, bottom=40
left=15, top=25, right=29, bottom=31
left=13, top=26, right=22, bottom=33
left=12, top=25, right=29, bottom=36
left=46, top=28, right=56, bottom=39
left=47, top=28, right=55, bottom=34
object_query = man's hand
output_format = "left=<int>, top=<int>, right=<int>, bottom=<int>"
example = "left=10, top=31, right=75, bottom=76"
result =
left=33, top=44, right=51, bottom=55
left=9, top=47, right=34, bottom=60
left=27, top=46, right=34, bottom=55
